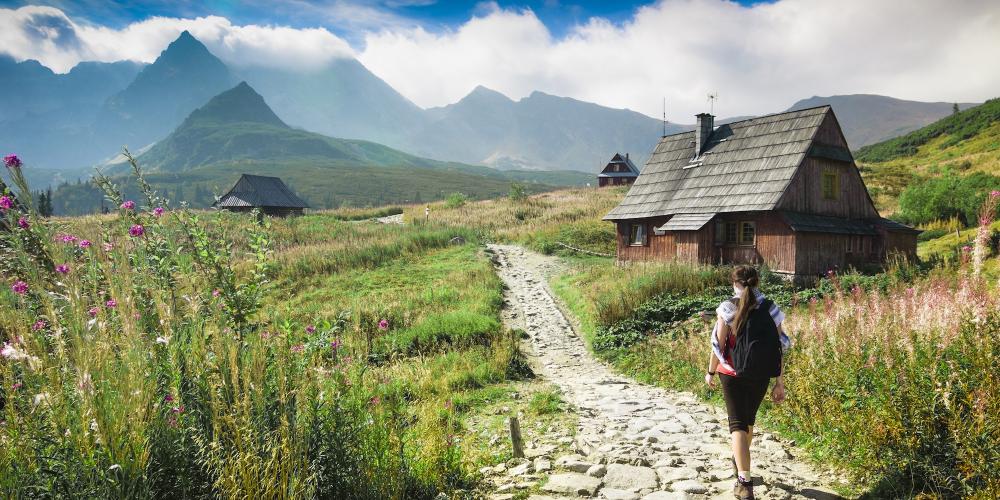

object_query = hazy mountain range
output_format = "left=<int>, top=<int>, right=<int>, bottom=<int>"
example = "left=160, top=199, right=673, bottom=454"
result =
left=0, top=31, right=981, bottom=182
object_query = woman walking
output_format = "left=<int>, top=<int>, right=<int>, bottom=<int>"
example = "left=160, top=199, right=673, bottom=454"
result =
left=705, top=266, right=790, bottom=500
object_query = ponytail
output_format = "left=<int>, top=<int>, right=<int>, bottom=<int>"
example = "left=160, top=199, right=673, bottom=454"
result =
left=730, top=266, right=760, bottom=336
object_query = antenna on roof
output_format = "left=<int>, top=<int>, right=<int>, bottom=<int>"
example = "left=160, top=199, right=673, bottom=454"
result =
left=707, top=92, right=718, bottom=115
left=662, top=97, right=668, bottom=137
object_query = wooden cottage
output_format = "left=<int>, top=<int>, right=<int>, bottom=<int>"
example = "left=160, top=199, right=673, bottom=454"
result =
left=598, top=153, right=640, bottom=187
left=603, top=106, right=919, bottom=281
left=215, top=174, right=308, bottom=217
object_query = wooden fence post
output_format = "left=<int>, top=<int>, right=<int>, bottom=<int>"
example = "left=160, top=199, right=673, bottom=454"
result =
left=509, top=416, right=525, bottom=459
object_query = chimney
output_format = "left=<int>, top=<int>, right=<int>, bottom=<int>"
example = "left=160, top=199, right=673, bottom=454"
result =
left=625, top=153, right=629, bottom=160
left=694, top=113, right=714, bottom=157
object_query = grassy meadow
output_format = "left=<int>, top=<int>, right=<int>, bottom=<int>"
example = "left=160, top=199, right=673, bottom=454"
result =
left=0, top=161, right=592, bottom=498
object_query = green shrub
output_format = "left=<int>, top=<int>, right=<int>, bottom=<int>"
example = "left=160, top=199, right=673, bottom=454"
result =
left=508, top=182, right=527, bottom=202
left=444, top=193, right=467, bottom=209
left=897, top=172, right=1000, bottom=225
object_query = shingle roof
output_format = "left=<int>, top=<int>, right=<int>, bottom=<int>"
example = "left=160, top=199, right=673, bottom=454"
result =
left=604, top=106, right=831, bottom=220
left=874, top=217, right=921, bottom=234
left=657, top=213, right=716, bottom=231
left=781, top=211, right=877, bottom=235
left=216, top=174, right=309, bottom=209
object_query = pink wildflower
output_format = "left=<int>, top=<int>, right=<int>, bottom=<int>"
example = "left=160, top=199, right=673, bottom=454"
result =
left=88, top=307, right=99, bottom=318
left=0, top=196, right=12, bottom=210
left=962, top=245, right=972, bottom=253
left=59, top=234, right=77, bottom=243
left=79, top=239, right=92, bottom=249
left=212, top=289, right=221, bottom=297
left=164, top=394, right=174, bottom=403
left=103, top=242, right=114, bottom=252
left=992, top=190, right=1000, bottom=199
left=11, top=281, right=28, bottom=295
left=128, top=224, right=144, bottom=237
left=378, top=319, right=389, bottom=330
left=170, top=405, right=185, bottom=414
left=306, top=324, right=316, bottom=334
left=17, top=217, right=29, bottom=229
left=120, top=200, right=135, bottom=210
left=291, top=344, right=305, bottom=353
left=11, top=382, right=22, bottom=391
left=55, top=264, right=70, bottom=274
left=153, top=206, right=165, bottom=217
left=31, top=320, right=46, bottom=331
left=369, top=396, right=381, bottom=406
left=105, top=299, right=117, bottom=308
left=3, top=154, right=22, bottom=169
left=261, top=331, right=273, bottom=340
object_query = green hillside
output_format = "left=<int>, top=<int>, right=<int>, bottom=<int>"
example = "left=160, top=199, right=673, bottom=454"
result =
left=48, top=82, right=593, bottom=215
left=857, top=98, right=1000, bottom=217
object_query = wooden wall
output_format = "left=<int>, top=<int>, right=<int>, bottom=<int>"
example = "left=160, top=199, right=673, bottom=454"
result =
left=599, top=177, right=635, bottom=187
left=712, top=212, right=796, bottom=273
left=776, top=113, right=878, bottom=219
left=615, top=217, right=671, bottom=261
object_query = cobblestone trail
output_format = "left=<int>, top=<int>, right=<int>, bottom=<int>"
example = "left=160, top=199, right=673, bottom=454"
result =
left=485, top=244, right=845, bottom=500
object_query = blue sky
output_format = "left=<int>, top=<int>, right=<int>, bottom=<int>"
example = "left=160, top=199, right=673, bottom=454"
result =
left=5, top=0, right=772, bottom=40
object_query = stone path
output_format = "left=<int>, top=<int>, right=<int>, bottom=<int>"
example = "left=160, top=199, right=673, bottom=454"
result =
left=485, top=244, right=845, bottom=500
left=374, top=213, right=404, bottom=224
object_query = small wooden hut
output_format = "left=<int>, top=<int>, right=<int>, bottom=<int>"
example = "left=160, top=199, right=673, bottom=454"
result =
left=215, top=174, right=308, bottom=217
left=598, top=153, right=640, bottom=187
left=603, top=106, right=919, bottom=281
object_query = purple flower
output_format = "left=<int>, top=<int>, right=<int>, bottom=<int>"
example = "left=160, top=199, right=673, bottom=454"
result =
left=11, top=281, right=28, bottom=295
left=330, top=339, right=341, bottom=350
left=153, top=206, right=165, bottom=217
left=0, top=196, right=12, bottom=210
left=11, top=382, right=22, bottom=391
left=88, top=307, right=99, bottom=318
left=378, top=319, right=389, bottom=330
left=79, top=239, right=92, bottom=249
left=105, top=299, right=117, bottom=309
left=962, top=245, right=972, bottom=253
left=290, top=344, right=305, bottom=353
left=128, top=224, right=144, bottom=237
left=32, top=320, right=46, bottom=331
left=55, top=264, right=70, bottom=274
left=369, top=396, right=381, bottom=406
left=170, top=405, right=185, bottom=414
left=120, top=200, right=135, bottom=210
left=164, top=394, right=174, bottom=403
left=58, top=234, right=78, bottom=244
left=3, top=154, right=22, bottom=169
left=17, top=217, right=29, bottom=229
left=306, top=325, right=316, bottom=334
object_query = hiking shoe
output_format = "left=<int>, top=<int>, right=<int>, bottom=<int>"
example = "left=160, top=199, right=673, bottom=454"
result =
left=733, top=476, right=754, bottom=500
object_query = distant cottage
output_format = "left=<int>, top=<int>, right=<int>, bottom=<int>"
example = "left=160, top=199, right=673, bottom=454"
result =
left=603, top=106, right=919, bottom=281
left=215, top=174, right=308, bottom=217
left=598, top=153, right=640, bottom=187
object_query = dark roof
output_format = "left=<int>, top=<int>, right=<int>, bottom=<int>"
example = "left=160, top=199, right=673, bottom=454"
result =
left=216, top=174, right=309, bottom=209
left=874, top=217, right=921, bottom=234
left=781, top=211, right=877, bottom=235
left=598, top=152, right=640, bottom=178
left=657, top=213, right=716, bottom=231
left=604, top=106, right=831, bottom=220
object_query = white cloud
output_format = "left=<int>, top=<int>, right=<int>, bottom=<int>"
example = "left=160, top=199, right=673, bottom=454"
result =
left=2, top=1, right=999, bottom=119
left=0, top=5, right=355, bottom=73
left=357, top=0, right=1000, bottom=119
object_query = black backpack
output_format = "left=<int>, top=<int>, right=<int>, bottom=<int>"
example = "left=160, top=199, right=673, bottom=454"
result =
left=729, top=298, right=782, bottom=379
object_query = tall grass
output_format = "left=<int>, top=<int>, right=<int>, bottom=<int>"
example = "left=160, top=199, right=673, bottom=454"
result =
left=0, top=156, right=497, bottom=498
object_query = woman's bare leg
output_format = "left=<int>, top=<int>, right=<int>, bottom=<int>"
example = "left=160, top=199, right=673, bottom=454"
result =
left=731, top=430, right=751, bottom=473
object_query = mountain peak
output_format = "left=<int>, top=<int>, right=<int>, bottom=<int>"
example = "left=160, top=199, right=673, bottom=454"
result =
left=462, top=85, right=513, bottom=103
left=184, top=81, right=287, bottom=128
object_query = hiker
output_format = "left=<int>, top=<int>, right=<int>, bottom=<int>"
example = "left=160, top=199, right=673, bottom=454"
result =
left=704, top=266, right=790, bottom=500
